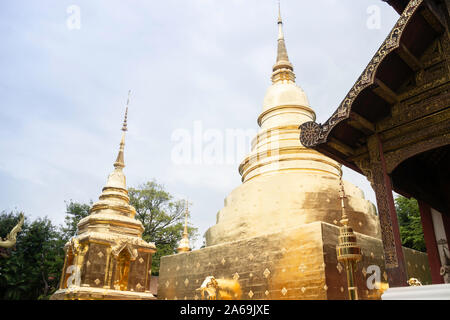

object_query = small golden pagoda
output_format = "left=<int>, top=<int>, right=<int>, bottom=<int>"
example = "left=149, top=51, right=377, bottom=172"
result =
left=336, top=172, right=362, bottom=300
left=176, top=200, right=191, bottom=253
left=52, top=94, right=157, bottom=300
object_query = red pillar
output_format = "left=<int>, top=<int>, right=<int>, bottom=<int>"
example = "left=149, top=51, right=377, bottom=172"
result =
left=417, top=201, right=444, bottom=284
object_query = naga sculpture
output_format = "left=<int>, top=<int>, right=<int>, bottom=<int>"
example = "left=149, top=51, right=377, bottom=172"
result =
left=0, top=213, right=24, bottom=258
left=196, top=276, right=242, bottom=300
left=407, top=278, right=422, bottom=286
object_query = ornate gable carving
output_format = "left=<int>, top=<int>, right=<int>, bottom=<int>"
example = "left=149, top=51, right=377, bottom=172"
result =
left=300, top=0, right=424, bottom=148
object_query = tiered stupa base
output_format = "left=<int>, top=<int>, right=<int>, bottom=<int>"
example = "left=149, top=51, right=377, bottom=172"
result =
left=158, top=221, right=431, bottom=300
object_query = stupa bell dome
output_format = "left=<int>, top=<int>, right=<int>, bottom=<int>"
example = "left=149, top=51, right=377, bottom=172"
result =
left=204, top=5, right=381, bottom=246
left=262, top=81, right=310, bottom=112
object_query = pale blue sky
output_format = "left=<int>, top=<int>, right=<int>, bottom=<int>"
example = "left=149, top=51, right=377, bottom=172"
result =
left=0, top=1, right=399, bottom=248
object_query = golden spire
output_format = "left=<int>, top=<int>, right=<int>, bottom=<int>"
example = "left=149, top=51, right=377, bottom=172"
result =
left=78, top=89, right=144, bottom=233
left=272, top=1, right=295, bottom=83
left=114, top=90, right=131, bottom=170
left=338, top=176, right=349, bottom=226
left=183, top=201, right=189, bottom=237
left=177, top=200, right=191, bottom=253
left=336, top=170, right=362, bottom=300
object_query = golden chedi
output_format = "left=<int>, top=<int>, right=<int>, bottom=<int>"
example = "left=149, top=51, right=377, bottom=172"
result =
left=158, top=7, right=431, bottom=300
left=204, top=8, right=380, bottom=246
left=52, top=97, right=156, bottom=300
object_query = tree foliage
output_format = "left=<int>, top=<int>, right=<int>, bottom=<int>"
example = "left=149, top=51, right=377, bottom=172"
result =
left=0, top=212, right=65, bottom=299
left=61, top=200, right=91, bottom=242
left=395, top=196, right=426, bottom=252
left=129, top=181, right=198, bottom=275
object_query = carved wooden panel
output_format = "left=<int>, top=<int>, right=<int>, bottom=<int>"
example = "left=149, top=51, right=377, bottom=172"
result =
left=367, top=137, right=399, bottom=269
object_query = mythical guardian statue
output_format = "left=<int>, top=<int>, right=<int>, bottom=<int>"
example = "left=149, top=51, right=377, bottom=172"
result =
left=0, top=213, right=24, bottom=258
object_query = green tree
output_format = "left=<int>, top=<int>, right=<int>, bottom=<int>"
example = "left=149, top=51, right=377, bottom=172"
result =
left=61, top=200, right=91, bottom=242
left=0, top=211, right=29, bottom=299
left=128, top=181, right=198, bottom=275
left=0, top=212, right=65, bottom=300
left=395, top=196, right=426, bottom=252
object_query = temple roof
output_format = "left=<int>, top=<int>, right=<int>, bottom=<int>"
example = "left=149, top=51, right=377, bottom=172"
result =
left=300, top=0, right=449, bottom=214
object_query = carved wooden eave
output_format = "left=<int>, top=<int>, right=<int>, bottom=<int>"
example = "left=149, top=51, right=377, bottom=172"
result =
left=300, top=0, right=450, bottom=214
left=382, top=0, right=411, bottom=14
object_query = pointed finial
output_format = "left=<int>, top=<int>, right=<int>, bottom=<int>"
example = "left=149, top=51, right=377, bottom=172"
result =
left=278, top=0, right=282, bottom=24
left=114, top=91, right=131, bottom=169
left=122, top=90, right=131, bottom=132
left=338, top=170, right=348, bottom=226
left=272, top=1, right=295, bottom=82
left=184, top=199, right=189, bottom=236
left=177, top=199, right=191, bottom=253
left=277, top=1, right=284, bottom=40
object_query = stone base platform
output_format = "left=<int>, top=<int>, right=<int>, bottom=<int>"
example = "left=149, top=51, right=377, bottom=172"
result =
left=158, top=222, right=431, bottom=300
left=51, top=286, right=156, bottom=300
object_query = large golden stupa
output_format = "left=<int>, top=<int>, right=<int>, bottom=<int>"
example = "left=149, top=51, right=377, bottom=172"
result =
left=52, top=101, right=157, bottom=300
left=204, top=8, right=381, bottom=244
left=158, top=8, right=431, bottom=300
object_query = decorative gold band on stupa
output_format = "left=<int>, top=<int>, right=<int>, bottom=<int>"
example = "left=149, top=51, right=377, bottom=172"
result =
left=177, top=200, right=191, bottom=253
left=336, top=169, right=362, bottom=300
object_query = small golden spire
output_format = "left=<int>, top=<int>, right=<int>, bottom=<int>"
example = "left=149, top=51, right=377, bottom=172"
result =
left=114, top=90, right=131, bottom=169
left=177, top=200, right=191, bottom=253
left=336, top=170, right=362, bottom=300
left=339, top=177, right=349, bottom=226
left=183, top=200, right=189, bottom=237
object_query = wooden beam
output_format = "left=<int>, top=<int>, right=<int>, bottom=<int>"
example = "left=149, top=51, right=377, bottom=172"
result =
left=349, top=145, right=369, bottom=161
left=348, top=112, right=376, bottom=135
left=373, top=78, right=400, bottom=104
left=421, top=1, right=446, bottom=34
left=328, top=137, right=355, bottom=157
left=316, top=145, right=362, bottom=174
left=396, top=43, right=423, bottom=72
